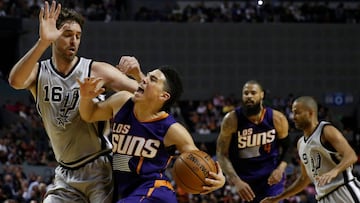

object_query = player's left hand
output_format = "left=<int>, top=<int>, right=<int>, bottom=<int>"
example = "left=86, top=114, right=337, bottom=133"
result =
left=315, top=170, right=338, bottom=187
left=117, top=56, right=143, bottom=82
left=201, top=162, right=226, bottom=194
left=268, top=168, right=284, bottom=185
left=77, top=77, right=105, bottom=99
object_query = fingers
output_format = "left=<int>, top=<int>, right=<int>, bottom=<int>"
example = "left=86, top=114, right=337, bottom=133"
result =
left=78, top=77, right=105, bottom=98
left=76, top=78, right=83, bottom=85
left=49, top=1, right=56, bottom=18
left=118, top=56, right=139, bottom=71
left=41, top=1, right=61, bottom=20
left=54, top=2, right=62, bottom=20
left=39, top=7, right=44, bottom=21
left=268, top=174, right=280, bottom=185
left=316, top=174, right=333, bottom=187
left=43, top=1, right=49, bottom=19
left=238, top=186, right=255, bottom=202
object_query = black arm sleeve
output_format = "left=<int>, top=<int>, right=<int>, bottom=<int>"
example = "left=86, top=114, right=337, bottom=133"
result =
left=278, top=136, right=292, bottom=164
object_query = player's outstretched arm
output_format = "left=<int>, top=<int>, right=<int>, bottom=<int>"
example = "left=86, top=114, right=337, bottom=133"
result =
left=77, top=77, right=131, bottom=122
left=91, top=56, right=142, bottom=93
left=9, top=1, right=64, bottom=91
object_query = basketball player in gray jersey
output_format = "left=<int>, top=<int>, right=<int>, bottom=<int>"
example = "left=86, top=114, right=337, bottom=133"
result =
left=261, top=96, right=360, bottom=203
left=8, top=1, right=143, bottom=203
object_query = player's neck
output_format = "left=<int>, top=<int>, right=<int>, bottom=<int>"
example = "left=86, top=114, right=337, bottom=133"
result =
left=247, top=107, right=265, bottom=124
left=133, top=104, right=166, bottom=122
left=303, top=121, right=319, bottom=137
left=51, top=56, right=78, bottom=75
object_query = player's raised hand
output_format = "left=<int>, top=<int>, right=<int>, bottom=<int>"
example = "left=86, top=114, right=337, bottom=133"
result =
left=117, top=56, right=143, bottom=82
left=39, top=1, right=66, bottom=45
left=77, top=77, right=105, bottom=99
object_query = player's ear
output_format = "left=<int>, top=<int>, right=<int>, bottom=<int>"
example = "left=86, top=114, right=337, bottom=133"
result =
left=161, top=91, right=170, bottom=101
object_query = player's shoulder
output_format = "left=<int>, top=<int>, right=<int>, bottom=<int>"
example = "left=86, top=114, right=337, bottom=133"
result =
left=109, top=91, right=133, bottom=112
left=270, top=108, right=287, bottom=120
left=220, top=110, right=238, bottom=132
left=223, top=109, right=237, bottom=121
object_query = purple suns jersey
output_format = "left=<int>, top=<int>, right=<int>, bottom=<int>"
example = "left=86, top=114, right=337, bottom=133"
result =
left=229, top=107, right=283, bottom=184
left=111, top=99, right=176, bottom=198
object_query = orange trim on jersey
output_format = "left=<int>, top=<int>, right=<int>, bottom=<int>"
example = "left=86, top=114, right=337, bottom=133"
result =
left=165, top=156, right=173, bottom=167
left=146, top=180, right=174, bottom=197
left=137, top=112, right=169, bottom=123
left=136, top=157, right=144, bottom=174
left=259, top=108, right=267, bottom=123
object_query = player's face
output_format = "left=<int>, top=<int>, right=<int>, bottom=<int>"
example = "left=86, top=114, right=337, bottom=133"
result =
left=291, top=101, right=311, bottom=130
left=54, top=21, right=82, bottom=61
left=242, top=83, right=263, bottom=116
left=134, top=69, right=169, bottom=103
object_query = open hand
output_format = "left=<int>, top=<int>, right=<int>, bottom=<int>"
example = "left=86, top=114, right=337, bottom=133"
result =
left=77, top=77, right=105, bottom=99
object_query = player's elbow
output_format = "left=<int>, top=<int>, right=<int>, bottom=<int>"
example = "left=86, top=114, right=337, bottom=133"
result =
left=349, top=152, right=358, bottom=164
left=8, top=77, right=25, bottom=90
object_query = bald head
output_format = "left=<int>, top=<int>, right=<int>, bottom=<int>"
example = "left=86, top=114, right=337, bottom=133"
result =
left=293, top=96, right=318, bottom=115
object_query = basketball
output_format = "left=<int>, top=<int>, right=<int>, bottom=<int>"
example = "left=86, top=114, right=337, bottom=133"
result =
left=172, top=150, right=218, bottom=194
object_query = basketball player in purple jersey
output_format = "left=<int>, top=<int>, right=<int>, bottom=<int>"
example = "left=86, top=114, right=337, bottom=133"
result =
left=217, top=80, right=291, bottom=202
left=77, top=67, right=225, bottom=203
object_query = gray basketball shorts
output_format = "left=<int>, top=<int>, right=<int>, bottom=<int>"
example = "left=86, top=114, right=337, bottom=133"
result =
left=43, top=155, right=113, bottom=203
left=318, top=179, right=360, bottom=203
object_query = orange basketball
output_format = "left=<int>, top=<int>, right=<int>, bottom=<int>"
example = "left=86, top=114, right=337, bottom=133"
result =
left=172, top=150, right=218, bottom=194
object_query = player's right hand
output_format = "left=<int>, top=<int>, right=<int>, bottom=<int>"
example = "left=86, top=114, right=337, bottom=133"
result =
left=234, top=179, right=255, bottom=202
left=39, top=1, right=65, bottom=45
left=117, top=56, right=143, bottom=82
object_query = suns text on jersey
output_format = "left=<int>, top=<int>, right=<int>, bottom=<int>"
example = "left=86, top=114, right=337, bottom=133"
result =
left=112, top=123, right=160, bottom=158
left=237, top=128, right=276, bottom=148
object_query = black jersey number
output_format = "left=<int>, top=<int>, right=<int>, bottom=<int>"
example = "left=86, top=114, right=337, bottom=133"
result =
left=44, top=86, right=62, bottom=102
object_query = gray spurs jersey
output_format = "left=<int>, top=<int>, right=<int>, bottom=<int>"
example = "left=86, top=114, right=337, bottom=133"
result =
left=298, top=121, right=356, bottom=199
left=36, top=57, right=109, bottom=167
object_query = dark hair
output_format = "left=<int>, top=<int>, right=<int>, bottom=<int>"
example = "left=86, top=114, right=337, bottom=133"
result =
left=56, top=8, right=85, bottom=29
left=243, top=80, right=264, bottom=92
left=159, top=67, right=183, bottom=111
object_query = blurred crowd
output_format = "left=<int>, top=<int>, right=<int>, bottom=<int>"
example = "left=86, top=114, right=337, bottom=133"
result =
left=0, top=0, right=360, bottom=23
left=1, top=86, right=359, bottom=202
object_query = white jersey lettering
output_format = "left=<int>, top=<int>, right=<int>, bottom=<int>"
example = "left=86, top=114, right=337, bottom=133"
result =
left=237, top=129, right=276, bottom=149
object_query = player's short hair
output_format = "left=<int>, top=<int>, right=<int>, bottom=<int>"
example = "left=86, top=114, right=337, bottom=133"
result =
left=294, top=96, right=318, bottom=113
left=159, top=66, right=183, bottom=111
left=243, top=80, right=264, bottom=92
left=57, top=8, right=85, bottom=29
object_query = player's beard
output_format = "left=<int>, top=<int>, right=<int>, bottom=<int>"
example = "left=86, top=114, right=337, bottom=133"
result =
left=243, top=102, right=262, bottom=117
